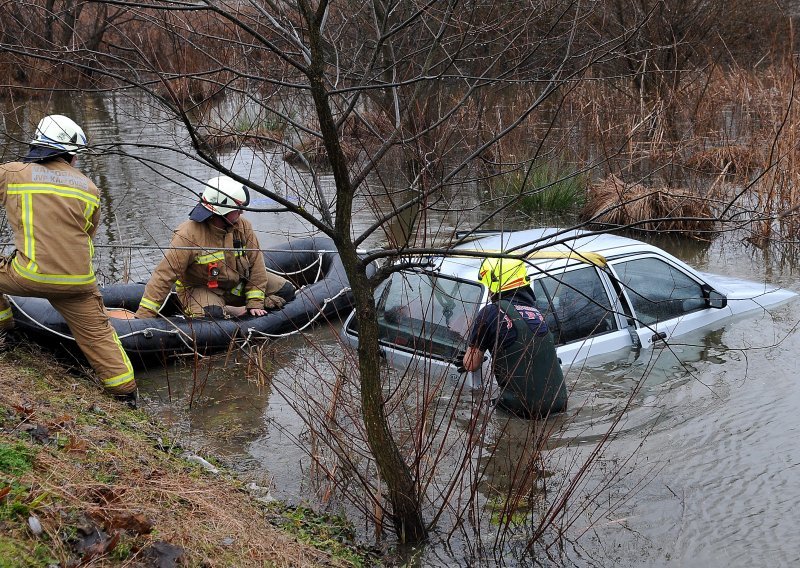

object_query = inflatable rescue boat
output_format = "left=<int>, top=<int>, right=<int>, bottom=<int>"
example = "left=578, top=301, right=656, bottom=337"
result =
left=8, top=237, right=361, bottom=366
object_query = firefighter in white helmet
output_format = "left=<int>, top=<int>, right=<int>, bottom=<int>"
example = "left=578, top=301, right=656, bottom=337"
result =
left=0, top=114, right=136, bottom=405
left=135, top=176, right=295, bottom=320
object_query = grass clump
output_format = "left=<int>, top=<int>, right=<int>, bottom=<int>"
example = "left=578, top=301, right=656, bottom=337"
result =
left=234, top=110, right=291, bottom=135
left=0, top=345, right=369, bottom=567
left=581, top=174, right=716, bottom=238
left=266, top=503, right=381, bottom=567
left=0, top=537, right=58, bottom=567
left=0, top=442, right=33, bottom=476
left=493, top=160, right=587, bottom=214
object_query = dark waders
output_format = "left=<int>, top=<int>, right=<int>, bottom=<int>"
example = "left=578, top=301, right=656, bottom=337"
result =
left=492, top=300, right=567, bottom=418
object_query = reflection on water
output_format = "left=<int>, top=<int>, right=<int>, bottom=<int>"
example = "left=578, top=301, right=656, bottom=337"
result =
left=137, top=349, right=276, bottom=466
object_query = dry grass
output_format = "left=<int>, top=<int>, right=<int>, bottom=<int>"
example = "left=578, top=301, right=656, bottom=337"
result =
left=0, top=346, right=362, bottom=567
left=283, top=136, right=363, bottom=168
left=581, top=174, right=716, bottom=238
left=683, top=145, right=765, bottom=177
left=197, top=127, right=286, bottom=152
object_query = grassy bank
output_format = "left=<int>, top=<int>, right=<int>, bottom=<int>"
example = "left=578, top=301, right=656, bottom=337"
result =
left=0, top=345, right=377, bottom=567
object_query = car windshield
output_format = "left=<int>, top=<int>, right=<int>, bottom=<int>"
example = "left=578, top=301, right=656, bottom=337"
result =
left=371, top=271, right=484, bottom=361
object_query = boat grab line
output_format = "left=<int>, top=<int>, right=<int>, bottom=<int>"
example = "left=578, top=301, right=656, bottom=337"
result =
left=7, top=296, right=82, bottom=341
left=7, top=296, right=201, bottom=356
left=264, top=253, right=323, bottom=279
left=242, top=287, right=351, bottom=342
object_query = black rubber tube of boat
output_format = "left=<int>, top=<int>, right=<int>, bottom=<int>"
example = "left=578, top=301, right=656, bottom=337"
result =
left=8, top=237, right=367, bottom=365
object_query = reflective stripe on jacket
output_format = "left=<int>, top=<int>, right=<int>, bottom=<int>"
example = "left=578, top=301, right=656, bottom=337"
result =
left=135, top=217, right=284, bottom=317
left=0, top=160, right=100, bottom=287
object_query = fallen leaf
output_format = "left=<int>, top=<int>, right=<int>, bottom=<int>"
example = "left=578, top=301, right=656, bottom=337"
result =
left=80, top=530, right=120, bottom=562
left=51, top=414, right=75, bottom=430
left=64, top=436, right=88, bottom=453
left=141, top=540, right=185, bottom=568
left=88, top=485, right=125, bottom=505
left=107, top=512, right=153, bottom=535
left=11, top=403, right=34, bottom=417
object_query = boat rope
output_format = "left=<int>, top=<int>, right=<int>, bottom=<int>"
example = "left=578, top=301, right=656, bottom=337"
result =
left=7, top=295, right=202, bottom=355
left=6, top=296, right=80, bottom=341
left=0, top=242, right=356, bottom=254
left=117, top=316, right=201, bottom=356
left=264, top=252, right=323, bottom=279
left=241, top=286, right=351, bottom=344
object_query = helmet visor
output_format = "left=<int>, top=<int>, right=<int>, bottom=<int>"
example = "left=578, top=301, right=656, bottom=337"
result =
left=189, top=202, right=214, bottom=222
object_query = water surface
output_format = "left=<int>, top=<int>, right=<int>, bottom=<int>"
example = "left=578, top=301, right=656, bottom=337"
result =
left=4, top=95, right=799, bottom=566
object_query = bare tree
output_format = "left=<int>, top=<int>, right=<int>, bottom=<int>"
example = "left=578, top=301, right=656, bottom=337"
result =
left=1, top=0, right=791, bottom=549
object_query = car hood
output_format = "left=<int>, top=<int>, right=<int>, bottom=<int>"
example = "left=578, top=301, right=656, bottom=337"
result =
left=701, top=272, right=797, bottom=307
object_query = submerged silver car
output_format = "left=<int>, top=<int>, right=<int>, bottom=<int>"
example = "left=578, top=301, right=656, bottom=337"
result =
left=342, top=229, right=796, bottom=385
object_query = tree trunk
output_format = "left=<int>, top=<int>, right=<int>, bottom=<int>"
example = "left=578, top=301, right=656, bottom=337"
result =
left=300, top=0, right=426, bottom=542
left=338, top=248, right=427, bottom=543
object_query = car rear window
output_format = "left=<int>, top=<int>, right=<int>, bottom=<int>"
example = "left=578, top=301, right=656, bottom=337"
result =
left=349, top=272, right=484, bottom=361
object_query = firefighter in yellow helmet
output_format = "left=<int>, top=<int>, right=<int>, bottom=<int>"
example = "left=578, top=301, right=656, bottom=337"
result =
left=0, top=114, right=136, bottom=405
left=463, top=257, right=566, bottom=417
left=134, top=176, right=295, bottom=320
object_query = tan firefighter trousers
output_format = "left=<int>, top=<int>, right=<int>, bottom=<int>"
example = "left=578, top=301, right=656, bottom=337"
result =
left=0, top=258, right=136, bottom=395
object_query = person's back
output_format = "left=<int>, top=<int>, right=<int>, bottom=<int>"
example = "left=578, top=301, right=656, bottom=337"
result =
left=463, top=257, right=567, bottom=417
left=0, top=115, right=136, bottom=405
left=0, top=158, right=100, bottom=286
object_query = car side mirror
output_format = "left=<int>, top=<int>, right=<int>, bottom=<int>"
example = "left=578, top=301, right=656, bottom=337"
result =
left=703, top=285, right=727, bottom=309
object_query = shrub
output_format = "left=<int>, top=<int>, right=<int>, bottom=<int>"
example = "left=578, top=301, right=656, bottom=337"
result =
left=494, top=160, right=587, bottom=214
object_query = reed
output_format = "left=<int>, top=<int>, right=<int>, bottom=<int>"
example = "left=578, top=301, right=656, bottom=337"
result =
left=492, top=160, right=587, bottom=213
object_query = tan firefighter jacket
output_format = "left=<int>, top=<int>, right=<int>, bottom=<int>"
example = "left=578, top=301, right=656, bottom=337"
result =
left=136, top=217, right=285, bottom=317
left=0, top=159, right=100, bottom=288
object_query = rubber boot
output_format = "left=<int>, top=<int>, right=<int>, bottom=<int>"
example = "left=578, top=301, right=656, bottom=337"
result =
left=113, top=389, right=138, bottom=409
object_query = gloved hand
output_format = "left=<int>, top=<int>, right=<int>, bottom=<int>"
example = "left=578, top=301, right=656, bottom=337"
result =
left=264, top=295, right=287, bottom=309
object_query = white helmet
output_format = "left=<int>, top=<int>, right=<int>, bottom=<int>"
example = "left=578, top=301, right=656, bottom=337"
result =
left=189, top=176, right=250, bottom=222
left=30, top=115, right=87, bottom=155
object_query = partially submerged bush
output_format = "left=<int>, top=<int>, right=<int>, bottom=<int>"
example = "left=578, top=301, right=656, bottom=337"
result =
left=684, top=144, right=764, bottom=177
left=582, top=174, right=716, bottom=238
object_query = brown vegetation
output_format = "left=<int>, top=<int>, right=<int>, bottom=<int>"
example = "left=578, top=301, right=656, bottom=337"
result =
left=2, top=0, right=800, bottom=552
left=198, top=127, right=285, bottom=152
left=0, top=347, right=361, bottom=567
left=581, top=175, right=716, bottom=238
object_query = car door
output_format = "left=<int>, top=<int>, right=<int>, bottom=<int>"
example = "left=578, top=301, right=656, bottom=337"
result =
left=608, top=255, right=712, bottom=348
left=531, top=264, right=633, bottom=365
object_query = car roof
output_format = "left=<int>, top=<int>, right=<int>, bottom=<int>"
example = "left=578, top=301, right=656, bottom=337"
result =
left=434, top=228, right=671, bottom=281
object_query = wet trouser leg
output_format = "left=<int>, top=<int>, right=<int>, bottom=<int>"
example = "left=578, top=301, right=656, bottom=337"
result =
left=178, top=286, right=226, bottom=317
left=49, top=291, right=136, bottom=395
left=0, top=260, right=135, bottom=395
left=0, top=257, right=17, bottom=330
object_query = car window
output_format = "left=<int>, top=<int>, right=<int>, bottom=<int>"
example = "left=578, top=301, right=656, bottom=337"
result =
left=362, top=272, right=484, bottom=361
left=533, top=266, right=618, bottom=345
left=611, top=257, right=706, bottom=325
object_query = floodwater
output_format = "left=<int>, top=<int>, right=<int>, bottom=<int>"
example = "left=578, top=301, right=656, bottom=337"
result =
left=3, top=95, right=800, bottom=566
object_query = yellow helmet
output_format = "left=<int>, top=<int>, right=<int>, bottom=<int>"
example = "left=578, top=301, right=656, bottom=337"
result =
left=478, top=257, right=530, bottom=294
